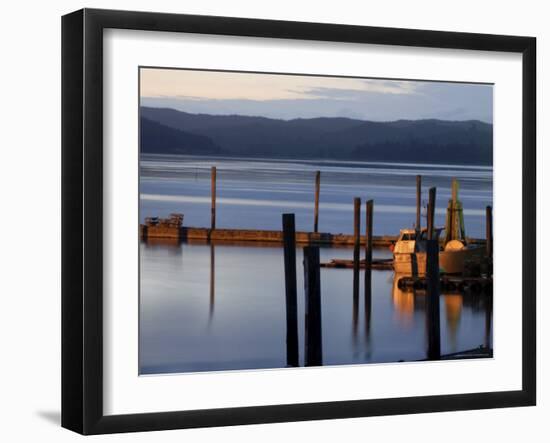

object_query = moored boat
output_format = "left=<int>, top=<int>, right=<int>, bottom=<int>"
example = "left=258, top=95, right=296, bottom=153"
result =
left=392, top=179, right=485, bottom=276
left=392, top=228, right=485, bottom=275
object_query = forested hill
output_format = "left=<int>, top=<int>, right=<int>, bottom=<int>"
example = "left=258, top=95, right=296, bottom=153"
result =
left=140, top=107, right=493, bottom=165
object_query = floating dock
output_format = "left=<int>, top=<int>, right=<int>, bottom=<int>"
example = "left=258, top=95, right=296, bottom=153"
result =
left=320, top=258, right=394, bottom=270
left=397, top=275, right=492, bottom=293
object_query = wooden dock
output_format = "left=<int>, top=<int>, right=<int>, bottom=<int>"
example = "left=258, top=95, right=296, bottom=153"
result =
left=140, top=224, right=486, bottom=248
left=320, top=258, right=393, bottom=270
left=141, top=225, right=400, bottom=247
left=140, top=170, right=488, bottom=251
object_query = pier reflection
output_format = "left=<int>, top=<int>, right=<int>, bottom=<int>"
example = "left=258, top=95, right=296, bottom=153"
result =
left=391, top=274, right=493, bottom=354
left=142, top=237, right=183, bottom=252
left=140, top=241, right=492, bottom=374
left=364, top=272, right=372, bottom=357
left=351, top=268, right=373, bottom=358
left=444, top=294, right=463, bottom=349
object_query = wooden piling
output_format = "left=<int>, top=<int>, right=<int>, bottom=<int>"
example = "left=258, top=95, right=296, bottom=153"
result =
left=486, top=205, right=493, bottom=259
left=303, top=246, right=323, bottom=366
left=282, top=213, right=299, bottom=367
left=427, top=187, right=436, bottom=240
left=314, top=171, right=321, bottom=233
left=364, top=200, right=373, bottom=288
left=416, top=175, right=422, bottom=232
left=426, top=239, right=441, bottom=360
left=353, top=197, right=361, bottom=299
left=211, top=166, right=217, bottom=230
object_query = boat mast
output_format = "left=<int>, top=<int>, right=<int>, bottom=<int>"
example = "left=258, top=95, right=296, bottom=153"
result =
left=444, top=178, right=467, bottom=245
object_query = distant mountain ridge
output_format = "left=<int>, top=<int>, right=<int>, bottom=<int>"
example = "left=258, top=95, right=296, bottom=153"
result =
left=140, top=107, right=493, bottom=165
left=140, top=117, right=222, bottom=155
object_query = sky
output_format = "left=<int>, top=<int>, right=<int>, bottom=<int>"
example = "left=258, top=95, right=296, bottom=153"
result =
left=140, top=68, right=493, bottom=123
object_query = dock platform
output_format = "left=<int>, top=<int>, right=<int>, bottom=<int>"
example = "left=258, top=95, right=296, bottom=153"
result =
left=140, top=224, right=486, bottom=248
left=320, top=258, right=394, bottom=270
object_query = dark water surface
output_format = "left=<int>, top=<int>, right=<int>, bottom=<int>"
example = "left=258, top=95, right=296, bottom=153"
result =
left=139, top=155, right=493, bottom=374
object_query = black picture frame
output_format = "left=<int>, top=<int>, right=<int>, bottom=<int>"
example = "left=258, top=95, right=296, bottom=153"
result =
left=62, top=8, right=536, bottom=435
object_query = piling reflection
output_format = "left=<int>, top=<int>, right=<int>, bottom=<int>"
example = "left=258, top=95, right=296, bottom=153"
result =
left=142, top=237, right=182, bottom=252
left=364, top=271, right=372, bottom=357
left=391, top=274, right=493, bottom=356
left=209, top=243, right=215, bottom=324
left=485, top=294, right=493, bottom=349
left=352, top=266, right=359, bottom=342
left=351, top=268, right=373, bottom=358
left=140, top=242, right=493, bottom=374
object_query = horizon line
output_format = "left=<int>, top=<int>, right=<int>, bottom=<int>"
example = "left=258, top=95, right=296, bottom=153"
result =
left=139, top=105, right=493, bottom=125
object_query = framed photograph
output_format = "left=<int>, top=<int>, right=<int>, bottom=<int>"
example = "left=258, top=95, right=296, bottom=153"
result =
left=62, top=8, right=536, bottom=434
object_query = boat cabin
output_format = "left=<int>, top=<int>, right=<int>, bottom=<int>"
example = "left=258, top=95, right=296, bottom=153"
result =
left=393, top=228, right=443, bottom=254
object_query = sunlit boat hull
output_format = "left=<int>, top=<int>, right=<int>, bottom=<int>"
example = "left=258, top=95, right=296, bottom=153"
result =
left=393, top=246, right=485, bottom=276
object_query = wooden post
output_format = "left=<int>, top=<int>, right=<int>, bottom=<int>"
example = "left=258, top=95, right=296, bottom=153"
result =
left=364, top=200, right=373, bottom=288
left=210, top=166, right=217, bottom=230
left=282, top=214, right=299, bottom=367
left=427, top=187, right=436, bottom=240
left=314, top=171, right=321, bottom=233
left=426, top=239, right=441, bottom=360
left=416, top=175, right=422, bottom=232
left=303, top=246, right=323, bottom=366
left=486, top=205, right=493, bottom=259
left=353, top=197, right=361, bottom=299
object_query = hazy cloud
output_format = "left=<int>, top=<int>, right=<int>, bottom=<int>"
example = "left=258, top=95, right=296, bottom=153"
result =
left=140, top=68, right=492, bottom=123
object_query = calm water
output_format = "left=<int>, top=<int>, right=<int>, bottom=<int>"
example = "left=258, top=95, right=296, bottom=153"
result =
left=139, top=155, right=493, bottom=374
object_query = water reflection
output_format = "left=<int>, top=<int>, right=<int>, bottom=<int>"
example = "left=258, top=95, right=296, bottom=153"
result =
left=351, top=263, right=373, bottom=357
left=140, top=241, right=492, bottom=374
left=209, top=243, right=215, bottom=324
left=391, top=274, right=493, bottom=354
left=364, top=268, right=372, bottom=358
left=444, top=294, right=462, bottom=348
